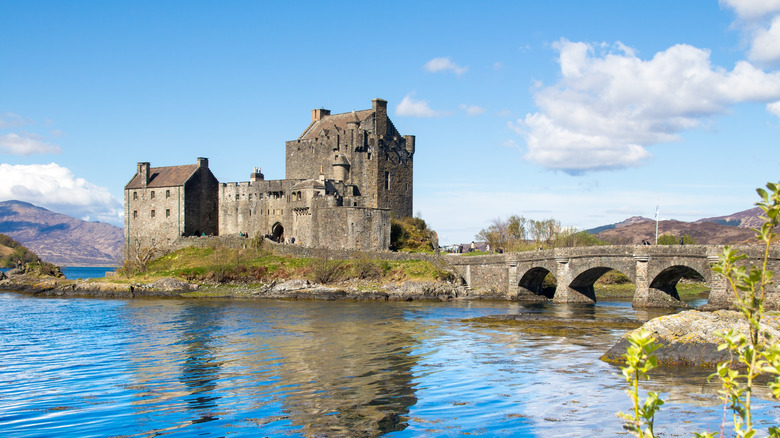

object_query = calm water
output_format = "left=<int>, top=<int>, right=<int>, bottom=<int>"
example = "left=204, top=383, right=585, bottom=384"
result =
left=0, top=293, right=778, bottom=437
left=61, top=266, right=116, bottom=280
left=0, top=266, right=115, bottom=279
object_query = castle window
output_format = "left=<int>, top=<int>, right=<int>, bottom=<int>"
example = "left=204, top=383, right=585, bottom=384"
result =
left=384, top=171, right=390, bottom=190
left=166, top=190, right=170, bottom=198
left=133, top=192, right=138, bottom=200
left=249, top=194, right=252, bottom=200
left=150, top=210, right=156, bottom=218
left=165, top=209, right=170, bottom=218
left=150, top=191, right=155, bottom=199
left=133, top=210, right=137, bottom=219
left=235, top=194, right=239, bottom=200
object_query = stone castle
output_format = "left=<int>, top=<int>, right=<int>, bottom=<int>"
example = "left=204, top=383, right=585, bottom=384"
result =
left=124, top=98, right=415, bottom=260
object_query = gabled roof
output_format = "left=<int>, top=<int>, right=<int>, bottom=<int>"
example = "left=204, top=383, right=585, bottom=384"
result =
left=125, top=164, right=199, bottom=189
left=299, top=109, right=373, bottom=140
left=291, top=179, right=326, bottom=191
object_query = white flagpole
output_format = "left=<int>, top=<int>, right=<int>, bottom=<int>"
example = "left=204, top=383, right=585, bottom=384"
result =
left=655, top=202, right=659, bottom=244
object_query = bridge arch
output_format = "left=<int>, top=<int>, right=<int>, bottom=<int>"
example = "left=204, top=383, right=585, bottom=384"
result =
left=552, top=253, right=638, bottom=304
left=518, top=267, right=556, bottom=299
left=630, top=263, right=711, bottom=308
left=565, top=267, right=634, bottom=303
left=455, top=246, right=741, bottom=309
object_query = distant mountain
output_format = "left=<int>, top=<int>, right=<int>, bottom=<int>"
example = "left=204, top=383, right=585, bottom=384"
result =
left=586, top=216, right=652, bottom=234
left=696, top=206, right=764, bottom=229
left=595, top=219, right=756, bottom=245
left=0, top=200, right=123, bottom=266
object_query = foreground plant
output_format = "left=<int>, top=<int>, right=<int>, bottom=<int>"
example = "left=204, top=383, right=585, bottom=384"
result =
left=618, top=329, right=664, bottom=437
left=705, top=182, right=780, bottom=437
left=619, top=182, right=780, bottom=437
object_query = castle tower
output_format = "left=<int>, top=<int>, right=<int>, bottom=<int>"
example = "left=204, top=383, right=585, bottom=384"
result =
left=284, top=98, right=414, bottom=218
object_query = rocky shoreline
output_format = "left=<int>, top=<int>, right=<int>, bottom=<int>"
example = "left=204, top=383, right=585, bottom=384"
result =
left=0, top=270, right=474, bottom=301
left=6, top=269, right=778, bottom=368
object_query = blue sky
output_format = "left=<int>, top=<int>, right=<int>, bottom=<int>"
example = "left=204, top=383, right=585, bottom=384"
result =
left=1, top=0, right=779, bottom=245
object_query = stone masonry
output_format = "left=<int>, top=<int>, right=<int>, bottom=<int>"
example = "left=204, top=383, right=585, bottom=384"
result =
left=124, top=98, right=413, bottom=262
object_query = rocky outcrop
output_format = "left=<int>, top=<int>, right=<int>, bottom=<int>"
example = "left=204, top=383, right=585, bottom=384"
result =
left=233, top=279, right=470, bottom=301
left=602, top=310, right=780, bottom=367
left=0, top=272, right=470, bottom=302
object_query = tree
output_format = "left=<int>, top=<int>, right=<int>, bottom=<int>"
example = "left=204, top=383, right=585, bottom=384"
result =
left=528, top=218, right=561, bottom=246
left=656, top=233, right=696, bottom=245
left=475, top=215, right=530, bottom=251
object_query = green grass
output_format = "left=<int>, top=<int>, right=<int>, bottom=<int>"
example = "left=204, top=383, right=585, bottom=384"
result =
left=595, top=282, right=709, bottom=299
left=116, top=246, right=452, bottom=286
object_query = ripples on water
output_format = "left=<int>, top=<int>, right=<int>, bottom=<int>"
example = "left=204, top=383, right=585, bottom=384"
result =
left=0, top=293, right=778, bottom=437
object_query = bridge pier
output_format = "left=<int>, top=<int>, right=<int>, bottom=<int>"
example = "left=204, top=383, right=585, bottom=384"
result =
left=552, top=257, right=596, bottom=304
left=632, top=255, right=687, bottom=308
left=704, top=255, right=732, bottom=309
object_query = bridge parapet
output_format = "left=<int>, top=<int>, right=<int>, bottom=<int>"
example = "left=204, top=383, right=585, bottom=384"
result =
left=448, top=245, right=780, bottom=309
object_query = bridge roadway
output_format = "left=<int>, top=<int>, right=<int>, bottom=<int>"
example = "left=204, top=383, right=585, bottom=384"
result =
left=446, top=245, right=780, bottom=309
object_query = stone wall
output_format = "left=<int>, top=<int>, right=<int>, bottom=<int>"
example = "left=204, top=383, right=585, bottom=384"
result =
left=184, top=166, right=219, bottom=236
left=448, top=254, right=509, bottom=295
left=125, top=185, right=186, bottom=261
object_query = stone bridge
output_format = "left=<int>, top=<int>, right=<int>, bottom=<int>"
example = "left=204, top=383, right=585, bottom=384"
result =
left=446, top=245, right=780, bottom=309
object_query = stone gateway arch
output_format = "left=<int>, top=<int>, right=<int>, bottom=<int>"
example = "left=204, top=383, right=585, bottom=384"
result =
left=448, top=245, right=780, bottom=309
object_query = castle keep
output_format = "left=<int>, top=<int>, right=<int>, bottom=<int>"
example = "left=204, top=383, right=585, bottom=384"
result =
left=125, top=98, right=414, bottom=260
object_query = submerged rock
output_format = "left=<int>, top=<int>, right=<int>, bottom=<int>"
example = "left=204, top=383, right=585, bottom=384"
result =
left=602, top=310, right=780, bottom=367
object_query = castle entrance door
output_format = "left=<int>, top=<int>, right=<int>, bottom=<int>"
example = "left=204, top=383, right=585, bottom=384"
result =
left=271, top=223, right=284, bottom=243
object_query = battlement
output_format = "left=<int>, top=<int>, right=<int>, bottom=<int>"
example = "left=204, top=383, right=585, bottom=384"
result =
left=125, top=98, right=412, bottom=257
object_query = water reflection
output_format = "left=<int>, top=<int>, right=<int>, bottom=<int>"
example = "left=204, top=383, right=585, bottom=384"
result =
left=264, top=303, right=419, bottom=437
left=118, top=300, right=420, bottom=437
left=1, top=294, right=778, bottom=437
left=179, top=303, right=224, bottom=422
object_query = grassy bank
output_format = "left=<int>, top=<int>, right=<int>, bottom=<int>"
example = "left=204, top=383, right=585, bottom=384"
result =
left=115, top=246, right=453, bottom=287
left=595, top=282, right=709, bottom=299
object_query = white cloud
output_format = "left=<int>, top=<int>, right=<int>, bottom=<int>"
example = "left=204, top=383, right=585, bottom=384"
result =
left=0, top=113, right=31, bottom=129
left=424, top=57, right=468, bottom=75
left=0, top=163, right=122, bottom=224
left=517, top=39, right=780, bottom=173
left=748, top=15, right=780, bottom=64
left=0, top=133, right=62, bottom=155
left=721, top=0, right=780, bottom=65
left=721, top=0, right=780, bottom=21
left=502, top=139, right=518, bottom=149
left=459, top=104, right=487, bottom=116
left=395, top=94, right=446, bottom=118
left=769, top=101, right=780, bottom=117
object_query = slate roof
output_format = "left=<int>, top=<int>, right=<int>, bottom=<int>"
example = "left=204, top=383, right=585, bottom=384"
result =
left=299, top=109, right=373, bottom=140
left=125, top=164, right=199, bottom=189
left=291, top=179, right=326, bottom=190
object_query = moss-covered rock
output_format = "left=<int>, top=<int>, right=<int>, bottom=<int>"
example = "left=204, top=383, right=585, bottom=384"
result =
left=602, top=310, right=780, bottom=367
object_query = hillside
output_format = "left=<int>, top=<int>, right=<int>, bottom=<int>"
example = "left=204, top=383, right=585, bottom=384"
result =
left=0, top=234, right=41, bottom=268
left=0, top=200, right=123, bottom=266
left=696, top=206, right=764, bottom=229
left=596, top=219, right=756, bottom=245
left=586, top=216, right=652, bottom=234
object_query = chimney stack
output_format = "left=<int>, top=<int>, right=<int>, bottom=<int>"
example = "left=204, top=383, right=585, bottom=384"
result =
left=372, top=98, right=387, bottom=137
left=311, top=108, right=331, bottom=122
left=137, top=162, right=150, bottom=188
